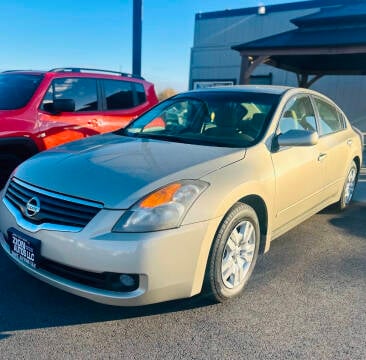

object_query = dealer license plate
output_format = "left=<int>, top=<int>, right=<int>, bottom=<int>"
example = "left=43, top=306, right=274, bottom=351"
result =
left=7, top=228, right=41, bottom=268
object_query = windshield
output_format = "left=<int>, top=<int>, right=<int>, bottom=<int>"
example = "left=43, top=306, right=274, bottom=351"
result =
left=122, top=91, right=280, bottom=148
left=0, top=74, right=43, bottom=110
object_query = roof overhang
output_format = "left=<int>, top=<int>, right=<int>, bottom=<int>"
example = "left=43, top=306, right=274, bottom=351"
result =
left=265, top=53, right=366, bottom=75
left=233, top=24, right=366, bottom=74
left=235, top=49, right=366, bottom=75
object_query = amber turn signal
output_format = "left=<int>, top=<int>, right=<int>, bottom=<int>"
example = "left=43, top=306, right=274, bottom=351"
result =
left=140, top=183, right=182, bottom=208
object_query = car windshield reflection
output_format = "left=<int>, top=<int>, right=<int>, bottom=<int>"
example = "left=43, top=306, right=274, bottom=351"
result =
left=122, top=91, right=280, bottom=148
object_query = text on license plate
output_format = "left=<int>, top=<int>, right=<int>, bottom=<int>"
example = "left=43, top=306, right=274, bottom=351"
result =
left=8, top=229, right=41, bottom=268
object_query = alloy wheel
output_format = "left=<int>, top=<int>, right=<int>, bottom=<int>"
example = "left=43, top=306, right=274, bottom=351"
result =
left=344, top=166, right=357, bottom=205
left=221, top=220, right=256, bottom=289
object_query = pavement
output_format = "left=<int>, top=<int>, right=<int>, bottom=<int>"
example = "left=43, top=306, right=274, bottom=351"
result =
left=0, top=155, right=365, bottom=359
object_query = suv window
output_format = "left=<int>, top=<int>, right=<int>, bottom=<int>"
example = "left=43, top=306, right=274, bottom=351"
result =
left=278, top=95, right=317, bottom=134
left=103, top=80, right=134, bottom=110
left=314, top=97, right=344, bottom=135
left=41, top=78, right=98, bottom=112
left=0, top=74, right=43, bottom=110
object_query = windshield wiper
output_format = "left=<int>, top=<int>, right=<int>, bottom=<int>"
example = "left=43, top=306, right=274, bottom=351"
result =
left=131, top=133, right=190, bottom=144
left=195, top=139, right=249, bottom=148
left=121, top=130, right=249, bottom=148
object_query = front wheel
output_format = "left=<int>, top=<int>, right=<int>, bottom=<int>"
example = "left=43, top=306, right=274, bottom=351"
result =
left=204, top=203, right=260, bottom=302
left=336, top=160, right=358, bottom=211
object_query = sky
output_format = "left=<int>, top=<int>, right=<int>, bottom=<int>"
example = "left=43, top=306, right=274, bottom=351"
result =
left=0, top=0, right=306, bottom=93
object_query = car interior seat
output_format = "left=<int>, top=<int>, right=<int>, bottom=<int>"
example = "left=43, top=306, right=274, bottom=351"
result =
left=204, top=105, right=238, bottom=137
left=279, top=110, right=298, bottom=133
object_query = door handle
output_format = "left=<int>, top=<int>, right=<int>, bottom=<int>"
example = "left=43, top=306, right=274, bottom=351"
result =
left=318, top=153, right=327, bottom=161
left=88, top=119, right=102, bottom=127
left=347, top=139, right=353, bottom=146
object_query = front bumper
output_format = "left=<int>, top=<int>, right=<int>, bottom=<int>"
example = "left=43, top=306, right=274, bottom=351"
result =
left=0, top=198, right=220, bottom=306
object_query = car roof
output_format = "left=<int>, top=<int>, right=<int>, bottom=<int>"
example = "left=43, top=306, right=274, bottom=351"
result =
left=185, top=85, right=294, bottom=96
left=179, top=86, right=339, bottom=108
left=1, top=70, right=46, bottom=76
left=1, top=68, right=147, bottom=82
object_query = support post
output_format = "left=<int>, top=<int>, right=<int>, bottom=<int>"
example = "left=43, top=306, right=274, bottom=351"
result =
left=239, top=55, right=268, bottom=84
left=239, top=56, right=250, bottom=84
left=307, top=74, right=323, bottom=88
left=297, top=73, right=309, bottom=88
left=297, top=73, right=323, bottom=88
left=132, top=0, right=142, bottom=76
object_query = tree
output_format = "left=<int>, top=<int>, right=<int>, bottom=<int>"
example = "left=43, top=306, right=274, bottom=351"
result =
left=158, top=88, right=177, bottom=101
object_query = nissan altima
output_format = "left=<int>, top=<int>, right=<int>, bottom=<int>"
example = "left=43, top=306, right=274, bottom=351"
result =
left=0, top=86, right=362, bottom=305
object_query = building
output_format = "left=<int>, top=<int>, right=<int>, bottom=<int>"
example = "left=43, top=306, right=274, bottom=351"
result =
left=190, top=0, right=366, bottom=130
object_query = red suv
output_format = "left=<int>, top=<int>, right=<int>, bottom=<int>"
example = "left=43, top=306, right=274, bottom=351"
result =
left=0, top=68, right=158, bottom=187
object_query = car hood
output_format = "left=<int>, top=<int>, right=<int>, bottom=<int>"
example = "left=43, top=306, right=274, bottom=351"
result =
left=15, top=133, right=246, bottom=209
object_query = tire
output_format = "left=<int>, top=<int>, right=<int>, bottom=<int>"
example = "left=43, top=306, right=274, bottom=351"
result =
left=336, top=160, right=358, bottom=211
left=0, top=154, right=22, bottom=190
left=203, top=202, right=260, bottom=302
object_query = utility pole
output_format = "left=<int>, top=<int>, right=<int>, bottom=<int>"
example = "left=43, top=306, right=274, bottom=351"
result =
left=132, top=0, right=142, bottom=76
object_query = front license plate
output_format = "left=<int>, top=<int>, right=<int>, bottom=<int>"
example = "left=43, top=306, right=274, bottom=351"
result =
left=7, top=228, right=41, bottom=268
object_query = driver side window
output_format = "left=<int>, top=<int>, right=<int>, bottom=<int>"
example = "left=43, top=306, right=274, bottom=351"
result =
left=279, top=95, right=317, bottom=134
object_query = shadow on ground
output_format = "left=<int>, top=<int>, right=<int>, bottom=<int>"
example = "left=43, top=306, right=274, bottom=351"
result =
left=0, top=253, right=218, bottom=338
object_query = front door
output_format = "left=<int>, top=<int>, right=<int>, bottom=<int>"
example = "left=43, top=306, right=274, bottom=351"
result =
left=271, top=95, right=324, bottom=232
left=37, top=77, right=101, bottom=149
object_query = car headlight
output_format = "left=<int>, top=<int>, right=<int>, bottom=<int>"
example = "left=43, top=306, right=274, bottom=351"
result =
left=113, top=180, right=209, bottom=232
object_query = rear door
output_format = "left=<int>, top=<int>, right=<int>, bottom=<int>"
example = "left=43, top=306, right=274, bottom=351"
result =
left=38, top=77, right=101, bottom=149
left=271, top=94, right=324, bottom=231
left=100, top=79, right=149, bottom=132
left=312, top=96, right=350, bottom=199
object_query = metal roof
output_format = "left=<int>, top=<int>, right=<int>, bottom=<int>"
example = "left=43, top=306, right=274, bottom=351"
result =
left=232, top=25, right=366, bottom=51
left=292, top=2, right=366, bottom=26
left=231, top=1, right=366, bottom=83
left=195, top=0, right=350, bottom=20
left=232, top=1, right=366, bottom=77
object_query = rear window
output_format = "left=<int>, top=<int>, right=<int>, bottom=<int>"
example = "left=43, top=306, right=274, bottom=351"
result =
left=103, top=79, right=134, bottom=110
left=0, top=74, right=43, bottom=110
left=314, top=97, right=345, bottom=135
left=135, top=83, right=146, bottom=105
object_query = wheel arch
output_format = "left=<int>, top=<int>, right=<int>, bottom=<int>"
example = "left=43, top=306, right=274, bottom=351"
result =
left=239, top=194, right=269, bottom=254
left=353, top=156, right=361, bottom=174
left=191, top=191, right=272, bottom=297
left=0, top=137, right=39, bottom=160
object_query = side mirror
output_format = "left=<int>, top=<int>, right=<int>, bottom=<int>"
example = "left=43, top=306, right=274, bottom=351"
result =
left=277, top=129, right=318, bottom=147
left=44, top=99, right=75, bottom=114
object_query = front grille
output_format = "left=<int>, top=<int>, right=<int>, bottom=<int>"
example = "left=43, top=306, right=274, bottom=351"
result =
left=5, top=178, right=102, bottom=228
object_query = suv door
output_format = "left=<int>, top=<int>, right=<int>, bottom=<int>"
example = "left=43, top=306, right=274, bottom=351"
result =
left=38, top=77, right=101, bottom=149
left=312, top=96, right=350, bottom=199
left=271, top=95, right=323, bottom=233
left=100, top=79, right=149, bottom=132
